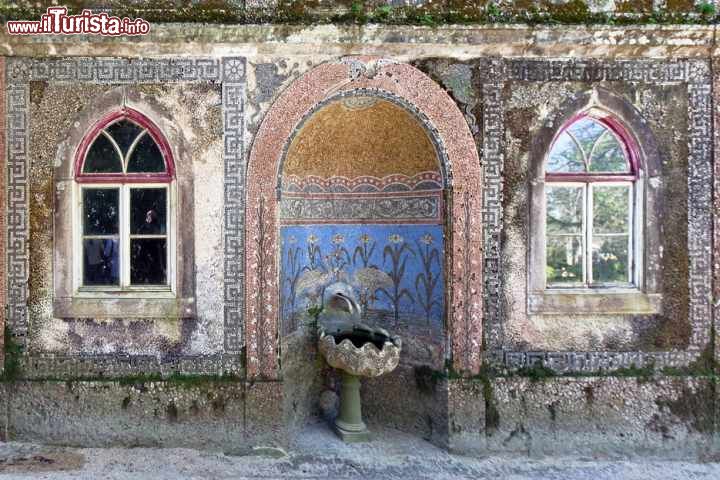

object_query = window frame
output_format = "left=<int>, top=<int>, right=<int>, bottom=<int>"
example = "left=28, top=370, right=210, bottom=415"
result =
left=527, top=106, right=661, bottom=316
left=543, top=114, right=641, bottom=292
left=72, top=108, right=177, bottom=298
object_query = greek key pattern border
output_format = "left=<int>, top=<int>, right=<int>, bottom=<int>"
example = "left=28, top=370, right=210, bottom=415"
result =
left=18, top=354, right=244, bottom=380
left=481, top=82, right=505, bottom=349
left=5, top=57, right=247, bottom=363
left=6, top=82, right=29, bottom=343
left=480, top=58, right=713, bottom=372
left=5, top=57, right=221, bottom=84
left=222, top=57, right=247, bottom=354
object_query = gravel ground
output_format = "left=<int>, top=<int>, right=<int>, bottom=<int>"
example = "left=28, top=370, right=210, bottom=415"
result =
left=1, top=422, right=719, bottom=479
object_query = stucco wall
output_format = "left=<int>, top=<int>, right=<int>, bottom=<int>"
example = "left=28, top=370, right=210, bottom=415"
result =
left=0, top=24, right=718, bottom=456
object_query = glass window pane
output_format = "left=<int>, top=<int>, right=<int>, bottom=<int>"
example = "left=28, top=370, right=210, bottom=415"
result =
left=547, top=132, right=585, bottom=173
left=131, top=239, right=167, bottom=285
left=127, top=133, right=166, bottom=173
left=131, top=188, right=167, bottom=235
left=84, top=133, right=122, bottom=173
left=567, top=118, right=606, bottom=154
left=592, top=236, right=629, bottom=283
left=546, top=185, right=583, bottom=234
left=589, top=132, right=628, bottom=172
left=546, top=235, right=583, bottom=284
left=593, top=185, right=630, bottom=234
left=83, top=189, right=119, bottom=235
left=106, top=119, right=144, bottom=156
left=83, top=239, right=119, bottom=286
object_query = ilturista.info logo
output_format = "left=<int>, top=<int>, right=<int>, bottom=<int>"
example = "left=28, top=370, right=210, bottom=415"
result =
left=6, top=7, right=150, bottom=36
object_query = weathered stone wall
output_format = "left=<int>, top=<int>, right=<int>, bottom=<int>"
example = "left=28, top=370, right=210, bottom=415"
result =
left=0, top=24, right=718, bottom=457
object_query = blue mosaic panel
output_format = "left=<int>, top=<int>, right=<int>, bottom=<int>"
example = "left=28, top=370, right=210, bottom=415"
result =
left=280, top=224, right=444, bottom=335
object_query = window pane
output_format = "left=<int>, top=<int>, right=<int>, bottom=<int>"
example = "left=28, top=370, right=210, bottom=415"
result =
left=84, top=133, right=122, bottom=173
left=83, top=239, right=119, bottom=285
left=593, top=185, right=630, bottom=234
left=546, top=235, right=583, bottom=284
left=567, top=118, right=606, bottom=154
left=106, top=119, right=143, bottom=156
left=131, top=188, right=167, bottom=235
left=131, top=239, right=167, bottom=285
left=547, top=133, right=585, bottom=173
left=127, top=133, right=166, bottom=173
left=83, top=189, right=119, bottom=235
left=592, top=236, right=629, bottom=283
left=546, top=185, right=583, bottom=234
left=589, top=131, right=628, bottom=173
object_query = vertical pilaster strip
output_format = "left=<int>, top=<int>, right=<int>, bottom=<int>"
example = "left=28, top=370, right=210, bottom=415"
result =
left=0, top=57, right=6, bottom=367
left=6, top=66, right=28, bottom=347
left=481, top=81, right=505, bottom=351
left=713, top=57, right=720, bottom=366
left=222, top=57, right=247, bottom=355
left=688, top=78, right=713, bottom=352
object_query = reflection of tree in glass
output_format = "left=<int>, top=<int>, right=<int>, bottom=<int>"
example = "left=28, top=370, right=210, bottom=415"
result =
left=546, top=237, right=583, bottom=284
left=547, top=118, right=629, bottom=174
left=592, top=238, right=629, bottom=283
left=593, top=186, right=629, bottom=234
left=588, top=132, right=625, bottom=172
left=546, top=187, right=582, bottom=234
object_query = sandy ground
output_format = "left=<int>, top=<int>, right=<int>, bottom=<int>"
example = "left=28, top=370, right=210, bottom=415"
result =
left=1, top=422, right=719, bottom=479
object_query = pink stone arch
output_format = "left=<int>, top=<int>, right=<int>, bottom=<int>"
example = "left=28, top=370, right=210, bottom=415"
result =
left=245, top=57, right=483, bottom=379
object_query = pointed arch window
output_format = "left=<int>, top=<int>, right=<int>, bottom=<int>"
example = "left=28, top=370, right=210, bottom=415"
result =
left=545, top=114, right=639, bottom=288
left=74, top=109, right=175, bottom=291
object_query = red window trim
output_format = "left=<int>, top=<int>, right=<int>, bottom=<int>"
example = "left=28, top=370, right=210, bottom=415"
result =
left=546, top=113, right=639, bottom=183
left=74, top=108, right=175, bottom=184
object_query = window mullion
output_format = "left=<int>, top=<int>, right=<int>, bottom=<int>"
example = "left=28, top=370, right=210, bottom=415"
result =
left=122, top=185, right=130, bottom=289
left=585, top=183, right=592, bottom=286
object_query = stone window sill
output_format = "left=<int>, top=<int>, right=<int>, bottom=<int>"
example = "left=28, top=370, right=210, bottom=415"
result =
left=53, top=296, right=196, bottom=319
left=528, top=290, right=662, bottom=315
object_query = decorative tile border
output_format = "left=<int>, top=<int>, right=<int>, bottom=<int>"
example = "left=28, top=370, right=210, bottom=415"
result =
left=490, top=349, right=702, bottom=374
left=5, top=57, right=246, bottom=369
left=6, top=81, right=29, bottom=344
left=504, top=58, right=711, bottom=84
left=6, top=58, right=221, bottom=84
left=481, top=58, right=714, bottom=372
left=222, top=57, right=247, bottom=354
left=279, top=194, right=443, bottom=223
left=481, top=83, right=505, bottom=350
left=18, top=354, right=243, bottom=380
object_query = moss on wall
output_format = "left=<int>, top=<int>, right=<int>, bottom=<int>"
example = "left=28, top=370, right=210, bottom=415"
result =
left=1, top=0, right=717, bottom=25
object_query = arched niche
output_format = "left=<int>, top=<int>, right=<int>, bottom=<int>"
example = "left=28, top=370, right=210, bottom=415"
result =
left=245, top=58, right=482, bottom=379
left=279, top=92, right=446, bottom=368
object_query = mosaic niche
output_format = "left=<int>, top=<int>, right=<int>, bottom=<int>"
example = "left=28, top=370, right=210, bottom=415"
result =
left=279, top=94, right=445, bottom=363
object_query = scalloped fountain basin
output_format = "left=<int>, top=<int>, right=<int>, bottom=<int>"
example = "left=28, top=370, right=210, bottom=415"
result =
left=319, top=326, right=402, bottom=378
left=318, top=324, right=402, bottom=442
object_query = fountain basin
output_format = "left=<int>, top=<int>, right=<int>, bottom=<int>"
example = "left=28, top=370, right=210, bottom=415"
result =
left=318, top=325, right=402, bottom=378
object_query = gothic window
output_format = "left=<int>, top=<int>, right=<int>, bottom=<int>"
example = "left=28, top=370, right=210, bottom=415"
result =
left=544, top=115, right=639, bottom=288
left=75, top=109, right=174, bottom=291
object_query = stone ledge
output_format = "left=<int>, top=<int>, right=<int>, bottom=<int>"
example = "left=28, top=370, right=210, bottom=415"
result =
left=528, top=291, right=662, bottom=315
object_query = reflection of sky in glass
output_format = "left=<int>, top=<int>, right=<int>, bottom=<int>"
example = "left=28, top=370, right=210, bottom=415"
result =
left=547, top=133, right=584, bottom=172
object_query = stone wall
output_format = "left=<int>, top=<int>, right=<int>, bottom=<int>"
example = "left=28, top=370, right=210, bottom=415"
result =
left=0, top=24, right=719, bottom=457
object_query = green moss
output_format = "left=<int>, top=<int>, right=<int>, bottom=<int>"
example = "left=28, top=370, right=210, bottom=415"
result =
left=514, top=363, right=557, bottom=382
left=1, top=327, right=23, bottom=382
left=0, top=2, right=716, bottom=25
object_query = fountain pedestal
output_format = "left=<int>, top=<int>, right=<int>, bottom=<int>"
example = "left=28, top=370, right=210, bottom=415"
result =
left=318, top=324, right=402, bottom=443
left=334, top=372, right=369, bottom=442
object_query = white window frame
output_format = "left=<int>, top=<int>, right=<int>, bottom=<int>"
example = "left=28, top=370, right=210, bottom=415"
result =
left=72, top=181, right=177, bottom=298
left=545, top=179, right=639, bottom=290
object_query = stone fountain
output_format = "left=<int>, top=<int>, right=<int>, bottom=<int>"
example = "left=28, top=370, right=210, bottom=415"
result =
left=317, top=290, right=402, bottom=442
